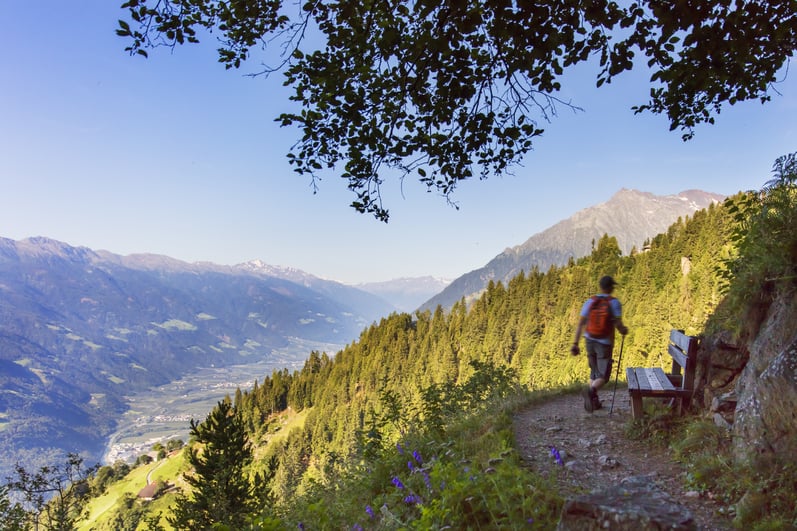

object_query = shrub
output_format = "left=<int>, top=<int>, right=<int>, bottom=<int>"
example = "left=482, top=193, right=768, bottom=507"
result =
left=720, top=152, right=797, bottom=339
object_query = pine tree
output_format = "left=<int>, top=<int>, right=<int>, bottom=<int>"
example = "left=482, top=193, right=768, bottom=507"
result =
left=168, top=400, right=264, bottom=530
left=0, top=485, right=26, bottom=531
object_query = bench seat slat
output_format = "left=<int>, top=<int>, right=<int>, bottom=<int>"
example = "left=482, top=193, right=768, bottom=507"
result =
left=636, top=368, right=652, bottom=390
left=625, top=367, right=639, bottom=390
left=654, top=368, right=673, bottom=390
left=627, top=368, right=677, bottom=394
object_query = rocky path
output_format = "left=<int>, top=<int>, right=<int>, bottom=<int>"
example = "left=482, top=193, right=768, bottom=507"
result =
left=512, top=388, right=734, bottom=530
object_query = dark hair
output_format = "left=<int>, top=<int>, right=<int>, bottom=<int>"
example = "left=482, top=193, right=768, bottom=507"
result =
left=599, top=275, right=617, bottom=290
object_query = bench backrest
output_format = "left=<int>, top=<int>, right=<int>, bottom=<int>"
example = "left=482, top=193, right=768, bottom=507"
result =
left=668, top=329, right=698, bottom=390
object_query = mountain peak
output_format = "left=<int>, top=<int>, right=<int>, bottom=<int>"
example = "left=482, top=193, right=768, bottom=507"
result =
left=421, top=188, right=725, bottom=311
left=0, top=236, right=100, bottom=264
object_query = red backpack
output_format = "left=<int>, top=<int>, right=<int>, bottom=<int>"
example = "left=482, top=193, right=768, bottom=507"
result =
left=585, top=296, right=615, bottom=339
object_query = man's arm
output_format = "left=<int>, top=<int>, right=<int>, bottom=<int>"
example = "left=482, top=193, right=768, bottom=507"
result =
left=571, top=315, right=587, bottom=355
left=611, top=298, right=628, bottom=335
left=614, top=317, right=628, bottom=335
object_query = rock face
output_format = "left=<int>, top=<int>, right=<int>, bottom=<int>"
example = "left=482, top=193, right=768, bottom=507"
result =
left=696, top=330, right=747, bottom=419
left=732, top=289, right=797, bottom=462
left=697, top=289, right=797, bottom=464
left=557, top=475, right=696, bottom=530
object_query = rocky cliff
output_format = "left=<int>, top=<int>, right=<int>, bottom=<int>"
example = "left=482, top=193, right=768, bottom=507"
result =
left=697, top=287, right=797, bottom=464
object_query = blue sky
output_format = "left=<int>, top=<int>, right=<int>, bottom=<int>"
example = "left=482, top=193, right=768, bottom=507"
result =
left=1, top=2, right=795, bottom=284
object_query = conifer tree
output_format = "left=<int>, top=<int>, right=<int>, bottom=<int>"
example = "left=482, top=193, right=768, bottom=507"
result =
left=169, top=400, right=265, bottom=530
left=0, top=485, right=26, bottom=531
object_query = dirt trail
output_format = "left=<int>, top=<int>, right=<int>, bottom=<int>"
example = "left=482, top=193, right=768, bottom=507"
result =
left=512, top=388, right=734, bottom=530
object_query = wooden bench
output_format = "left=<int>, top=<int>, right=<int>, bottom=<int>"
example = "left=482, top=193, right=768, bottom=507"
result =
left=626, top=329, right=698, bottom=419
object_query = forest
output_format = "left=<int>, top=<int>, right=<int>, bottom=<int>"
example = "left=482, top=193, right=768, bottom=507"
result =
left=237, top=198, right=732, bottom=501
left=4, top=155, right=796, bottom=529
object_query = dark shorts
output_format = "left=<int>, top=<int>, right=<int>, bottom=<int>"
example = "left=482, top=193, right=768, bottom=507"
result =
left=586, top=339, right=613, bottom=381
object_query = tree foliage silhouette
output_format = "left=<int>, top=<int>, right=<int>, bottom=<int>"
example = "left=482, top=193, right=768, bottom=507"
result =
left=6, top=453, right=97, bottom=531
left=118, top=0, right=795, bottom=220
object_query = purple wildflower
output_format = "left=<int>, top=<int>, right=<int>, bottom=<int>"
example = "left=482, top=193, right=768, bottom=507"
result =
left=412, top=450, right=423, bottom=464
left=408, top=460, right=415, bottom=472
left=365, top=505, right=374, bottom=519
left=404, top=493, right=422, bottom=505
left=550, top=446, right=563, bottom=466
left=396, top=442, right=404, bottom=454
left=391, top=476, right=405, bottom=489
left=298, top=524, right=305, bottom=530
left=351, top=524, right=363, bottom=531
left=422, top=470, right=432, bottom=490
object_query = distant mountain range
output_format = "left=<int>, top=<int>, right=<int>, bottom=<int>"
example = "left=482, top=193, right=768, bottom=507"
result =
left=355, top=277, right=452, bottom=313
left=0, top=237, right=394, bottom=474
left=421, top=189, right=725, bottom=310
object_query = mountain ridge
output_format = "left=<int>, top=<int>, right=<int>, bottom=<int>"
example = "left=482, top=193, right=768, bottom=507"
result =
left=0, top=236, right=395, bottom=476
left=354, top=276, right=452, bottom=313
left=0, top=187, right=723, bottom=475
left=420, top=188, right=725, bottom=311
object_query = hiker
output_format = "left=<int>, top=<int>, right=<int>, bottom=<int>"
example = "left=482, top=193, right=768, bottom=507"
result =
left=571, top=275, right=628, bottom=412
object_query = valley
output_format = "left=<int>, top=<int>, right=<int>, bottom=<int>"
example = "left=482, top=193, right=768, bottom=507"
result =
left=103, top=337, right=340, bottom=464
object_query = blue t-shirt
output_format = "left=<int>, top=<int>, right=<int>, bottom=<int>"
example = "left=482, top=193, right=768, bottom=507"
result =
left=580, top=294, right=622, bottom=345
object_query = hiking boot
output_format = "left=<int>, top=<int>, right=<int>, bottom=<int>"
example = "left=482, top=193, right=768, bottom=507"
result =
left=592, top=396, right=603, bottom=410
left=582, top=386, right=595, bottom=413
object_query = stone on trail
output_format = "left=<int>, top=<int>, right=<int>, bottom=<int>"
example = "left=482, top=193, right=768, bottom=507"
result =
left=557, top=475, right=696, bottom=530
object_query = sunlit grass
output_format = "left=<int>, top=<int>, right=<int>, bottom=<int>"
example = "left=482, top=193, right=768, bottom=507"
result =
left=80, top=463, right=150, bottom=530
left=152, top=319, right=197, bottom=331
left=80, top=450, right=186, bottom=531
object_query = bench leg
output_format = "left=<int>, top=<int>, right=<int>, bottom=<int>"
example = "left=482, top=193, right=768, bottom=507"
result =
left=673, top=396, right=691, bottom=416
left=630, top=393, right=643, bottom=419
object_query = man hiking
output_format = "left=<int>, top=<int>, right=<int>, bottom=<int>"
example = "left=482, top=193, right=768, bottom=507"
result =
left=571, top=275, right=628, bottom=412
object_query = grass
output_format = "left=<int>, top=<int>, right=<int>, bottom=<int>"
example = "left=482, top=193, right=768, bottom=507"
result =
left=153, top=319, right=198, bottom=331
left=80, top=382, right=570, bottom=530
left=79, top=450, right=186, bottom=531
left=78, top=408, right=310, bottom=530
left=271, top=385, right=568, bottom=529
left=80, top=464, right=150, bottom=529
left=84, top=378, right=796, bottom=530
left=627, top=405, right=797, bottom=530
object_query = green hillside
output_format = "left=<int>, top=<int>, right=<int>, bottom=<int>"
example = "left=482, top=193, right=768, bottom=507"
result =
left=237, top=199, right=733, bottom=506
left=4, top=153, right=796, bottom=530
left=96, top=195, right=735, bottom=529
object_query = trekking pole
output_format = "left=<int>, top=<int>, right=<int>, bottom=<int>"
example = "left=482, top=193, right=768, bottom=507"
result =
left=609, top=335, right=625, bottom=416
